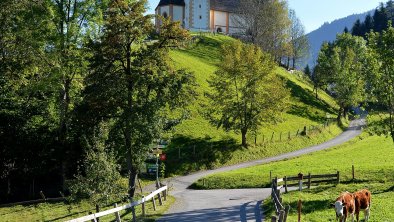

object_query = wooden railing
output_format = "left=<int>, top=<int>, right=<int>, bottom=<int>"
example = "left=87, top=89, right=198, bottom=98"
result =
left=271, top=178, right=290, bottom=222
left=66, top=186, right=168, bottom=222
left=270, top=171, right=340, bottom=222
left=277, top=171, right=340, bottom=193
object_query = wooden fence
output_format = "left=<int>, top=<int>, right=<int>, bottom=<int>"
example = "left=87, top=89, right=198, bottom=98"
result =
left=275, top=171, right=340, bottom=193
left=270, top=178, right=290, bottom=222
left=269, top=171, right=340, bottom=222
left=66, top=185, right=168, bottom=222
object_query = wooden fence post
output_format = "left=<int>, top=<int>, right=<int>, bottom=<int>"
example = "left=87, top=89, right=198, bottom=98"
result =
left=352, top=165, right=355, bottom=180
left=284, top=176, right=288, bottom=193
left=284, top=205, right=290, bottom=222
left=131, top=206, right=136, bottom=222
left=337, top=171, right=340, bottom=184
left=307, top=172, right=311, bottom=189
left=141, top=196, right=146, bottom=217
left=298, top=200, right=302, bottom=222
left=279, top=209, right=285, bottom=222
left=96, top=205, right=100, bottom=222
left=114, top=203, right=122, bottom=222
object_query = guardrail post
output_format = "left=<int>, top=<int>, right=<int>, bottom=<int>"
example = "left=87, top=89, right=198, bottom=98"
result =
left=158, top=191, right=163, bottom=206
left=284, top=176, right=288, bottom=193
left=337, top=171, right=340, bottom=184
left=152, top=192, right=157, bottom=211
left=163, top=186, right=167, bottom=201
left=114, top=203, right=121, bottom=222
left=141, top=196, right=146, bottom=217
left=307, top=173, right=311, bottom=189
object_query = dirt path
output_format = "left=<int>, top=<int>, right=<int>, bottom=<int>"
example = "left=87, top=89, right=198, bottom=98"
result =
left=154, top=118, right=365, bottom=222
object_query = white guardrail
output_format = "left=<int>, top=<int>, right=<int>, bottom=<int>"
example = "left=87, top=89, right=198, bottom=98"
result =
left=66, top=186, right=168, bottom=222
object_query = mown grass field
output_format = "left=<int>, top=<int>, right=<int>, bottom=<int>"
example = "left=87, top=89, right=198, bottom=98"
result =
left=165, top=34, right=343, bottom=176
left=191, top=123, right=394, bottom=221
left=0, top=194, right=175, bottom=222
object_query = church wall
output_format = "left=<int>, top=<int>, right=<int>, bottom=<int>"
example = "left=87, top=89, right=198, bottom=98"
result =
left=172, top=5, right=184, bottom=22
left=212, top=10, right=227, bottom=32
left=159, top=6, right=170, bottom=18
left=191, top=0, right=210, bottom=31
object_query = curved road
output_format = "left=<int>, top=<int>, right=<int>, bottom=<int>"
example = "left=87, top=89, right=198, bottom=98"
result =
left=154, top=118, right=366, bottom=222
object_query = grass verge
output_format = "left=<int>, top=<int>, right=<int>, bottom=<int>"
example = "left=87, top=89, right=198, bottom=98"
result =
left=0, top=194, right=175, bottom=222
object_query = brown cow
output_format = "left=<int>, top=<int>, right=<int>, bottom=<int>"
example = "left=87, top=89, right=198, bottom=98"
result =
left=353, top=189, right=371, bottom=222
left=332, top=191, right=355, bottom=222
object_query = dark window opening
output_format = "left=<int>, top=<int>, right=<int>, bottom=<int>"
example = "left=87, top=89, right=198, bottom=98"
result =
left=217, top=27, right=222, bottom=33
left=199, top=4, right=201, bottom=8
left=163, top=12, right=168, bottom=18
left=199, top=15, right=202, bottom=19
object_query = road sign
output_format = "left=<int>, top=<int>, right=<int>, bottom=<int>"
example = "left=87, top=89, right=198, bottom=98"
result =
left=157, top=144, right=167, bottom=149
left=152, top=149, right=163, bottom=155
left=159, top=153, right=167, bottom=161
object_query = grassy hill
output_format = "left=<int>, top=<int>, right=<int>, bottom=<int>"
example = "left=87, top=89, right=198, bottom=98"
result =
left=164, top=34, right=344, bottom=176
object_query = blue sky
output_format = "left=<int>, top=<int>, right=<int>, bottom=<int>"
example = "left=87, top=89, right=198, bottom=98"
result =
left=146, top=0, right=384, bottom=33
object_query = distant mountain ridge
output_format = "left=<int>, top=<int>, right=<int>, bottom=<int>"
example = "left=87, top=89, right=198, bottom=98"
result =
left=304, top=10, right=373, bottom=69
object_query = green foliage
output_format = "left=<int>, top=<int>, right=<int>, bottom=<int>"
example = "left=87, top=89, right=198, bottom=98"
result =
left=367, top=24, right=394, bottom=141
left=83, top=1, right=196, bottom=198
left=315, top=33, right=368, bottom=120
left=68, top=124, right=124, bottom=206
left=204, top=40, right=290, bottom=147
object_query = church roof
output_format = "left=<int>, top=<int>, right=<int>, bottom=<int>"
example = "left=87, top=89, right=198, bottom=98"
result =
left=157, top=0, right=185, bottom=8
left=210, top=0, right=240, bottom=13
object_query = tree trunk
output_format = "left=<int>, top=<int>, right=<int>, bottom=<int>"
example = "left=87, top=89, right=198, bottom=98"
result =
left=337, top=107, right=342, bottom=124
left=343, top=107, right=347, bottom=119
left=241, top=128, right=247, bottom=147
left=292, top=57, right=296, bottom=70
left=287, top=57, right=290, bottom=70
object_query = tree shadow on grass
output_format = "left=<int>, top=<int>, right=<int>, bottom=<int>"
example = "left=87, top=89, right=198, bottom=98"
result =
left=285, top=79, right=336, bottom=122
left=165, top=136, right=242, bottom=176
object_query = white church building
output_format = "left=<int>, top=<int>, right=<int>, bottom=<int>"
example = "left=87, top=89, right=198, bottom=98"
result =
left=155, top=0, right=244, bottom=34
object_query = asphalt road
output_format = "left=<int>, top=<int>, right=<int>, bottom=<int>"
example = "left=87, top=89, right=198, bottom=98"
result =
left=154, top=118, right=366, bottom=222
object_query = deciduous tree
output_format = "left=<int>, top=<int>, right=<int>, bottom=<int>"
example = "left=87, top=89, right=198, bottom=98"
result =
left=204, top=40, right=289, bottom=147
left=83, top=0, right=195, bottom=199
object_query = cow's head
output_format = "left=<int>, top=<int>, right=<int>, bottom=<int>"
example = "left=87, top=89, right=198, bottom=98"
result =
left=331, top=201, right=345, bottom=218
